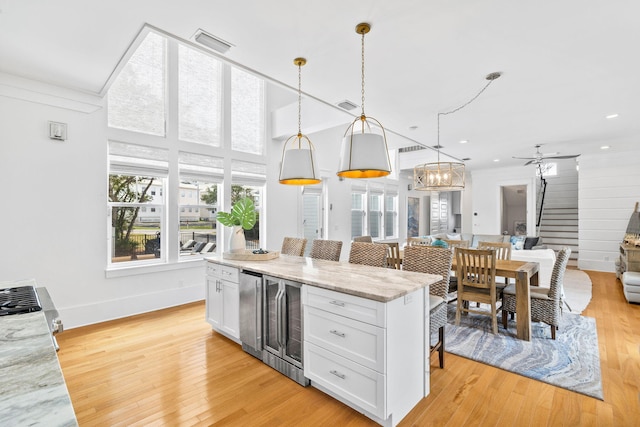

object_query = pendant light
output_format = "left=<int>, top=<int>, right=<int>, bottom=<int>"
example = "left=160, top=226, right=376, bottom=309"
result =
left=337, top=23, right=391, bottom=179
left=279, top=58, right=321, bottom=185
left=413, top=72, right=502, bottom=191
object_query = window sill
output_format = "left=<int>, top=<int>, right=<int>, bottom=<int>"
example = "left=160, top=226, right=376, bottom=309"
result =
left=105, top=256, right=207, bottom=278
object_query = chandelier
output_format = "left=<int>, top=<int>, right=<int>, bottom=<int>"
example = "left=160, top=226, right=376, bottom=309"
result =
left=414, top=72, right=502, bottom=191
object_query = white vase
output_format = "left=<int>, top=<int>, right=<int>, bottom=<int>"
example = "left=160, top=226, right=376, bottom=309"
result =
left=229, top=225, right=246, bottom=253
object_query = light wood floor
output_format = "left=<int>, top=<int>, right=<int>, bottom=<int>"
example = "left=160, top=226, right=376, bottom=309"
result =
left=57, top=271, right=640, bottom=426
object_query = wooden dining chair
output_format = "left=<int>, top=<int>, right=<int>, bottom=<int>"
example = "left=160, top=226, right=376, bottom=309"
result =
left=353, top=235, right=373, bottom=243
left=309, top=239, right=343, bottom=261
left=443, top=240, right=470, bottom=298
left=377, top=242, right=401, bottom=269
left=348, top=242, right=387, bottom=268
left=280, top=237, right=307, bottom=256
left=502, top=247, right=571, bottom=339
left=402, top=246, right=453, bottom=368
left=477, top=241, right=512, bottom=303
left=455, top=248, right=500, bottom=334
left=407, top=237, right=431, bottom=246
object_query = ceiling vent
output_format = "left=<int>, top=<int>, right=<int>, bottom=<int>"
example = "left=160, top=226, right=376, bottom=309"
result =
left=336, top=99, right=358, bottom=111
left=193, top=29, right=233, bottom=54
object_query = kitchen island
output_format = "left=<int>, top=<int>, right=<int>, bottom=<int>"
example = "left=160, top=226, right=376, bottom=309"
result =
left=206, top=254, right=441, bottom=427
left=0, top=311, right=78, bottom=427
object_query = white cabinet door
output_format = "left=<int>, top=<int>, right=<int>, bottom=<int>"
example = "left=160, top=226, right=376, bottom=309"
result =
left=206, top=277, right=223, bottom=330
left=220, top=280, right=239, bottom=339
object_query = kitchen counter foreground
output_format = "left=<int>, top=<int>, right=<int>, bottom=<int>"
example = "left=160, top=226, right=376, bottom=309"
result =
left=0, top=311, right=78, bottom=427
left=206, top=253, right=440, bottom=302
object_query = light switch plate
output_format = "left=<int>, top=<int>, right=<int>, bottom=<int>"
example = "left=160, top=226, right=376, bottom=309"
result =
left=49, top=121, right=67, bottom=141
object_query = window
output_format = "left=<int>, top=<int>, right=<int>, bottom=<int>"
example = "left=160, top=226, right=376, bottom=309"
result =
left=231, top=68, right=265, bottom=155
left=178, top=45, right=222, bottom=146
left=351, top=191, right=366, bottom=239
left=384, top=193, right=398, bottom=238
left=106, top=27, right=267, bottom=269
left=108, top=32, right=166, bottom=136
left=368, top=193, right=383, bottom=239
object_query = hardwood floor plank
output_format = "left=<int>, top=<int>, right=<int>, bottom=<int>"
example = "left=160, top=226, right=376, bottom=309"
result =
left=57, top=272, right=640, bottom=426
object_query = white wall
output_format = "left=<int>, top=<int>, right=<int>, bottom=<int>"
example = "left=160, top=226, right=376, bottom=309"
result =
left=578, top=150, right=640, bottom=272
left=468, top=166, right=537, bottom=236
left=0, top=78, right=208, bottom=328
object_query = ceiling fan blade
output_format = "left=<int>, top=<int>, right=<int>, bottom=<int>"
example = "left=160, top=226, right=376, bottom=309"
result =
left=523, top=160, right=535, bottom=166
left=542, top=154, right=580, bottom=159
left=512, top=156, right=537, bottom=160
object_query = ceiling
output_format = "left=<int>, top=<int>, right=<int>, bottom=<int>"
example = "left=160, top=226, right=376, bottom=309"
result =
left=1, top=0, right=639, bottom=171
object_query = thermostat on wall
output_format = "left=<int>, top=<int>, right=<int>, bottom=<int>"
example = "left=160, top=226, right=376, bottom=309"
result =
left=49, top=121, right=67, bottom=141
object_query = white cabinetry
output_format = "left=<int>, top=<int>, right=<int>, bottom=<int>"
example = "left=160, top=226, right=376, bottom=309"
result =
left=303, top=286, right=426, bottom=427
left=206, top=262, right=240, bottom=341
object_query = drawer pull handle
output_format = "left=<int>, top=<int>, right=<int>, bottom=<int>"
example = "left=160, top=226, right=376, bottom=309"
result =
left=329, top=300, right=345, bottom=307
left=329, top=370, right=346, bottom=380
left=329, top=330, right=345, bottom=338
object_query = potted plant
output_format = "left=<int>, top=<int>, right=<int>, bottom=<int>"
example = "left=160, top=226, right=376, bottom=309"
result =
left=216, top=197, right=257, bottom=253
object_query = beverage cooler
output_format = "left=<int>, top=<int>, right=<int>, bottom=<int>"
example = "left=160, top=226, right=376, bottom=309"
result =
left=262, top=275, right=308, bottom=386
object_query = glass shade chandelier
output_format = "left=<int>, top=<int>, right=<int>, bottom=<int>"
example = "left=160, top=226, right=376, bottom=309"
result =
left=337, top=23, right=391, bottom=179
left=413, top=72, right=501, bottom=191
left=279, top=58, right=321, bottom=185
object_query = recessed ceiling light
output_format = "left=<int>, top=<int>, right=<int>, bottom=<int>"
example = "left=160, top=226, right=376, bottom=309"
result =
left=433, top=145, right=443, bottom=149
left=606, top=114, right=619, bottom=119
left=494, top=159, right=500, bottom=162
left=459, top=140, right=468, bottom=144
left=462, top=157, right=471, bottom=161
left=600, top=145, right=610, bottom=150
left=409, top=125, right=418, bottom=130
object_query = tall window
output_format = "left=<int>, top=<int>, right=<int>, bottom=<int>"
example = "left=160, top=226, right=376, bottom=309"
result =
left=231, top=68, right=265, bottom=155
left=384, top=193, right=398, bottom=238
left=178, top=45, right=222, bottom=146
left=107, top=28, right=267, bottom=268
left=231, top=160, right=266, bottom=250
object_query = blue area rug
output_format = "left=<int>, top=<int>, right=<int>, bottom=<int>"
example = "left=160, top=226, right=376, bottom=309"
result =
left=441, top=305, right=603, bottom=399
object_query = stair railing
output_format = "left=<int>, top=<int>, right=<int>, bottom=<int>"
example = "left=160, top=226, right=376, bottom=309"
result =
left=536, top=176, right=547, bottom=233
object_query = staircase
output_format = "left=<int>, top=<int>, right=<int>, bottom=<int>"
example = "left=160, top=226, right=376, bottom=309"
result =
left=537, top=162, right=579, bottom=265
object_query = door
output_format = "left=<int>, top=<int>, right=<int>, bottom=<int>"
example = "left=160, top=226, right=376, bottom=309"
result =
left=263, top=275, right=281, bottom=357
left=303, top=188, right=323, bottom=256
left=283, top=281, right=303, bottom=366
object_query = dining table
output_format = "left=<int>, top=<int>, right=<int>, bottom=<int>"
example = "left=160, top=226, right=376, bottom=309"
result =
left=451, top=258, right=539, bottom=341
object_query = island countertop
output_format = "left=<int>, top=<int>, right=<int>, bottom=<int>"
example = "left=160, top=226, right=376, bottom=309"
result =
left=0, top=311, right=78, bottom=427
left=205, top=253, right=440, bottom=302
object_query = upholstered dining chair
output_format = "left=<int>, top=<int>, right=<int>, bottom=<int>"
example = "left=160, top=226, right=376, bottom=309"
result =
left=309, top=239, right=343, bottom=261
left=455, top=248, right=500, bottom=334
left=501, top=247, right=571, bottom=339
left=402, top=246, right=453, bottom=369
left=377, top=242, right=401, bottom=269
left=348, top=242, right=387, bottom=268
left=280, top=237, right=307, bottom=256
left=353, top=235, right=373, bottom=243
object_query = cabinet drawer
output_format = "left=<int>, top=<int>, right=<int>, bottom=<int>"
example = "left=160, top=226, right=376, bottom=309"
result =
left=303, top=286, right=385, bottom=327
left=221, top=266, right=239, bottom=283
left=305, top=306, right=385, bottom=372
left=206, top=262, right=239, bottom=283
left=305, top=341, right=386, bottom=419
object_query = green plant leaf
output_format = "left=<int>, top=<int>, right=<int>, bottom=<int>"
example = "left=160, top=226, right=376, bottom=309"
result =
left=216, top=197, right=256, bottom=230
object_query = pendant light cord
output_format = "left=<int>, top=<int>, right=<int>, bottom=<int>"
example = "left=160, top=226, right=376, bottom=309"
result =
left=297, top=61, right=302, bottom=147
left=436, top=74, right=500, bottom=162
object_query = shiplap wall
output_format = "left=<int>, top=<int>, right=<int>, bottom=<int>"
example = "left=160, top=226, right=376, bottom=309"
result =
left=578, top=150, right=640, bottom=272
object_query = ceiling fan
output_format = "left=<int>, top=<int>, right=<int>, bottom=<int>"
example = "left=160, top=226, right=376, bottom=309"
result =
left=512, top=144, right=580, bottom=166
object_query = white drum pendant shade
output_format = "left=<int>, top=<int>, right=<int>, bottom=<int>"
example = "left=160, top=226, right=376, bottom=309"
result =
left=337, top=133, right=391, bottom=178
left=279, top=147, right=320, bottom=185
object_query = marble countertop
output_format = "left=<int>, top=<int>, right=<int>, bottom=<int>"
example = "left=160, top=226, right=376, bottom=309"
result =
left=0, top=311, right=78, bottom=427
left=206, top=254, right=441, bottom=302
